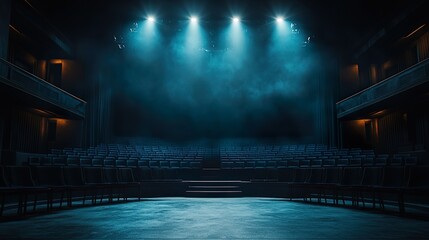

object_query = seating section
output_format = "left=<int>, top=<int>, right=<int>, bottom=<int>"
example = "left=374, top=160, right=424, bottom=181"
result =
left=34, top=144, right=207, bottom=171
left=1, top=141, right=427, bottom=217
left=280, top=165, right=429, bottom=213
left=0, top=166, right=140, bottom=217
left=220, top=144, right=421, bottom=168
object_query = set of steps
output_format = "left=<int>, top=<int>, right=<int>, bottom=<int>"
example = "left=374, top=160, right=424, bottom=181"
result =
left=183, top=180, right=245, bottom=197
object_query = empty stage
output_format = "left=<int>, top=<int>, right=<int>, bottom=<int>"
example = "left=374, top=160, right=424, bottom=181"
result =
left=1, top=198, right=428, bottom=239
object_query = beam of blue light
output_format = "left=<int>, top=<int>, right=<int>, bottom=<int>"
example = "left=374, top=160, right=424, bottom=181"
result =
left=130, top=17, right=160, bottom=62
left=183, top=15, right=205, bottom=65
left=221, top=16, right=247, bottom=68
left=275, top=16, right=288, bottom=37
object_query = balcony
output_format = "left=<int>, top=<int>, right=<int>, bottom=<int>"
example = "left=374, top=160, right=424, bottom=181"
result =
left=337, top=58, right=429, bottom=119
left=0, top=58, right=86, bottom=118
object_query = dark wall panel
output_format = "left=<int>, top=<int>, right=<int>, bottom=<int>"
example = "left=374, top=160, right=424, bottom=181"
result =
left=0, top=0, right=11, bottom=60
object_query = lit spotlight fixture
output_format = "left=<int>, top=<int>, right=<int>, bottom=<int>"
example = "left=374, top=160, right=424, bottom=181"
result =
left=232, top=16, right=240, bottom=23
left=147, top=16, right=155, bottom=22
left=276, top=16, right=284, bottom=23
left=190, top=16, right=198, bottom=23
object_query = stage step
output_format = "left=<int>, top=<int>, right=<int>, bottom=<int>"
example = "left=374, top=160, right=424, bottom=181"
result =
left=184, top=180, right=244, bottom=197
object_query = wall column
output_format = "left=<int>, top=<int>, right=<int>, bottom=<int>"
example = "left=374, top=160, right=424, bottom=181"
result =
left=0, top=0, right=11, bottom=60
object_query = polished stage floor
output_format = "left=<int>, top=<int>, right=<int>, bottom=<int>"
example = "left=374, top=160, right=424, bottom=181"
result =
left=1, top=198, right=428, bottom=239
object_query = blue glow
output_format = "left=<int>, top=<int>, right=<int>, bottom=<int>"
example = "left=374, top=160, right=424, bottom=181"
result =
left=190, top=16, right=198, bottom=24
left=276, top=16, right=285, bottom=23
left=147, top=16, right=155, bottom=23
left=274, top=17, right=288, bottom=37
left=183, top=15, right=204, bottom=64
left=114, top=20, right=317, bottom=139
left=129, top=18, right=161, bottom=62
left=222, top=15, right=247, bottom=67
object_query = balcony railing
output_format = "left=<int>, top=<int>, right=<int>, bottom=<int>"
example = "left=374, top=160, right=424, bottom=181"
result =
left=337, top=58, right=429, bottom=118
left=0, top=58, right=86, bottom=118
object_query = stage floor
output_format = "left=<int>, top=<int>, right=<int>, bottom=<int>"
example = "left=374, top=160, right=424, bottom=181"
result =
left=1, top=198, right=428, bottom=239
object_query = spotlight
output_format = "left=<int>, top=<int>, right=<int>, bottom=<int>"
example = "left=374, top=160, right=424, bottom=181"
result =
left=147, top=16, right=155, bottom=22
left=190, top=16, right=198, bottom=23
left=232, top=16, right=240, bottom=23
left=276, top=16, right=284, bottom=23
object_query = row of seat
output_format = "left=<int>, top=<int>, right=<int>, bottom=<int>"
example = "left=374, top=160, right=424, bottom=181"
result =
left=28, top=156, right=203, bottom=168
left=51, top=144, right=369, bottom=160
left=279, top=165, right=429, bottom=213
left=53, top=144, right=211, bottom=158
left=220, top=154, right=417, bottom=168
left=0, top=166, right=140, bottom=216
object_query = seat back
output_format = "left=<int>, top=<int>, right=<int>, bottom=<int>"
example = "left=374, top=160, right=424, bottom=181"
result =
left=340, top=167, right=362, bottom=186
left=361, top=167, right=383, bottom=186
left=323, top=167, right=342, bottom=184
left=34, top=166, right=65, bottom=186
left=0, top=166, right=8, bottom=187
left=278, top=167, right=296, bottom=182
left=63, top=167, right=85, bottom=186
left=407, top=166, right=429, bottom=187
left=118, top=168, right=135, bottom=183
left=307, top=168, right=324, bottom=184
left=382, top=166, right=405, bottom=187
left=103, top=168, right=119, bottom=183
left=83, top=167, right=104, bottom=184
left=5, top=166, right=35, bottom=187
left=293, top=168, right=310, bottom=183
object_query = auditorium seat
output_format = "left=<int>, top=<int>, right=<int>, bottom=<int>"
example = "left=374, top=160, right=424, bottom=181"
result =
left=320, top=167, right=342, bottom=204
left=402, top=166, right=429, bottom=213
left=149, top=160, right=160, bottom=168
left=4, top=166, right=51, bottom=214
left=169, top=161, right=180, bottom=168
left=338, top=167, right=363, bottom=206
left=92, top=156, right=104, bottom=167
left=62, top=167, right=92, bottom=206
left=138, top=158, right=149, bottom=167
left=40, top=156, right=53, bottom=166
left=33, top=166, right=68, bottom=208
left=1, top=166, right=38, bottom=216
left=189, top=161, right=202, bottom=169
left=67, top=156, right=80, bottom=166
left=159, top=161, right=170, bottom=168
left=360, top=166, right=404, bottom=212
left=127, top=157, right=139, bottom=168
left=116, top=159, right=127, bottom=167
left=28, top=156, right=40, bottom=166
left=356, top=167, right=383, bottom=208
left=83, top=167, right=109, bottom=204
left=278, top=167, right=296, bottom=182
left=104, top=157, right=115, bottom=167
left=103, top=168, right=123, bottom=202
left=288, top=168, right=310, bottom=199
left=244, top=161, right=255, bottom=168
left=289, top=167, right=324, bottom=202
left=180, top=161, right=190, bottom=168
left=52, top=156, right=67, bottom=166
left=374, top=154, right=389, bottom=166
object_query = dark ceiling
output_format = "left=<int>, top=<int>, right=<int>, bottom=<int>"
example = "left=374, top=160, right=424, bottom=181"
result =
left=30, top=0, right=416, bottom=46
